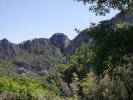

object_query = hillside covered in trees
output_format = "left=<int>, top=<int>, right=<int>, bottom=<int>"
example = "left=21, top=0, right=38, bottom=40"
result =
left=0, top=0, right=133, bottom=100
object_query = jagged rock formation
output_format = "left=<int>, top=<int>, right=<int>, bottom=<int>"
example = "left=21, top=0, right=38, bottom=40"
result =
left=19, top=33, right=71, bottom=55
left=19, top=38, right=50, bottom=52
left=111, top=12, right=133, bottom=25
left=67, top=31, right=91, bottom=56
left=13, top=61, right=31, bottom=71
left=99, top=12, right=133, bottom=29
left=50, top=33, right=70, bottom=55
left=17, top=32, right=90, bottom=58
left=0, top=39, right=17, bottom=59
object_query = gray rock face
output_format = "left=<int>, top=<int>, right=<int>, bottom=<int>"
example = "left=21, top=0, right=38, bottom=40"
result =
left=99, top=12, right=133, bottom=29
left=0, top=39, right=17, bottom=59
left=14, top=61, right=31, bottom=70
left=17, top=68, right=27, bottom=74
left=50, top=33, right=70, bottom=54
left=19, top=33, right=71, bottom=56
left=112, top=13, right=133, bottom=25
left=19, top=38, right=50, bottom=52
left=67, top=31, right=91, bottom=56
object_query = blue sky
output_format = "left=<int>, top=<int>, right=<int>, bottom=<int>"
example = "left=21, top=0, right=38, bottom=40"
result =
left=0, top=0, right=119, bottom=43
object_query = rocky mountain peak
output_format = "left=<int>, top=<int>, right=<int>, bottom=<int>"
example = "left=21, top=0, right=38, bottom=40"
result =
left=50, top=33, right=70, bottom=54
left=1, top=38, right=9, bottom=44
left=0, top=38, right=17, bottom=59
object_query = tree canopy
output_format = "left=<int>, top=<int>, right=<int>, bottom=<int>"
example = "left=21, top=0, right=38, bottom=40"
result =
left=74, top=0, right=133, bottom=15
left=87, top=23, right=133, bottom=75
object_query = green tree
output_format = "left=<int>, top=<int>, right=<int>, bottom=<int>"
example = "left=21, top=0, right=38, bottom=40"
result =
left=74, top=0, right=133, bottom=15
left=88, top=23, right=133, bottom=75
left=64, top=44, right=92, bottom=82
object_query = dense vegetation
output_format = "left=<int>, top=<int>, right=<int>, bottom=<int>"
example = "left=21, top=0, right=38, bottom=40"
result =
left=1, top=22, right=132, bottom=100
left=0, top=22, right=133, bottom=100
left=63, top=23, right=133, bottom=99
left=0, top=76, right=60, bottom=100
left=75, top=0, right=133, bottom=15
left=0, top=0, right=133, bottom=99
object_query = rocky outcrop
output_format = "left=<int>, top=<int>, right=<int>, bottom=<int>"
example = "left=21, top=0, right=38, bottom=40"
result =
left=18, top=33, right=90, bottom=57
left=67, top=31, right=91, bottom=56
left=99, top=12, right=133, bottom=29
left=111, top=12, right=133, bottom=25
left=0, top=39, right=17, bottom=59
left=50, top=33, right=70, bottom=55
left=16, top=68, right=27, bottom=74
left=19, top=38, right=50, bottom=52
left=13, top=61, right=31, bottom=70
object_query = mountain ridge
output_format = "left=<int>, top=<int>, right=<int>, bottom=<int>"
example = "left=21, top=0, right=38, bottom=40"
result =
left=0, top=12, right=133, bottom=76
left=0, top=32, right=90, bottom=58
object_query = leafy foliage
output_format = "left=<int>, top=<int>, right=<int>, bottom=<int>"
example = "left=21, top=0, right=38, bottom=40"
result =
left=63, top=23, right=133, bottom=99
left=64, top=44, right=92, bottom=82
left=74, top=0, right=133, bottom=15
left=88, top=23, right=133, bottom=75
left=0, top=75, right=61, bottom=100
